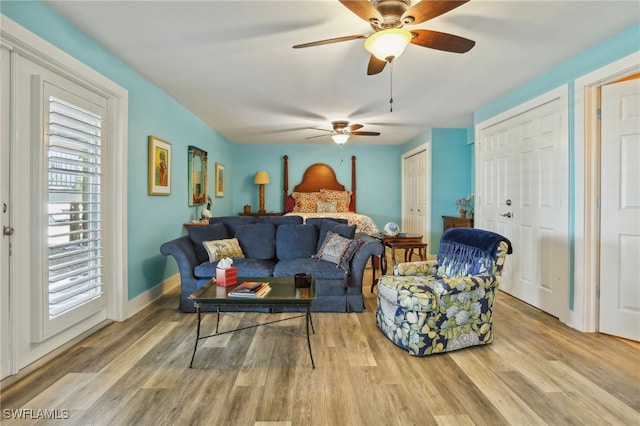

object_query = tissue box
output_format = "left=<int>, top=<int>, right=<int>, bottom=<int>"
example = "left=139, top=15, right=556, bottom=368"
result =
left=216, top=267, right=237, bottom=287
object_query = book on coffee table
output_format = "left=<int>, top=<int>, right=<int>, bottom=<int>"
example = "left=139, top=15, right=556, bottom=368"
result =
left=229, top=281, right=271, bottom=298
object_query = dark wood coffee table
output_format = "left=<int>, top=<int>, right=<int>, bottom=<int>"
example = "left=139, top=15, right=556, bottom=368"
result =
left=188, top=276, right=317, bottom=368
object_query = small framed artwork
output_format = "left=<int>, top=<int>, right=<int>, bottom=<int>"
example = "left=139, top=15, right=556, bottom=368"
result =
left=215, top=162, right=225, bottom=197
left=188, top=146, right=208, bottom=205
left=148, top=135, right=171, bottom=195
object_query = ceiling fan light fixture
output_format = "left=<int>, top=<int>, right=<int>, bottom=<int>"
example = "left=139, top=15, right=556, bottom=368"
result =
left=331, top=134, right=350, bottom=145
left=364, top=28, right=412, bottom=62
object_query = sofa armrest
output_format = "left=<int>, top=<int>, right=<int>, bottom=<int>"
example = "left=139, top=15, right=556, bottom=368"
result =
left=160, top=235, right=198, bottom=281
left=349, top=234, right=383, bottom=286
left=431, top=274, right=501, bottom=297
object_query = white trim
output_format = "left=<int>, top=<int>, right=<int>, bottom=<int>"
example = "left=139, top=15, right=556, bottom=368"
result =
left=125, top=274, right=180, bottom=319
left=572, top=51, right=640, bottom=332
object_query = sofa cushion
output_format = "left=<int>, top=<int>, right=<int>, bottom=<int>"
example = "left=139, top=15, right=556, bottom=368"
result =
left=273, top=258, right=346, bottom=280
left=276, top=224, right=318, bottom=260
left=209, top=216, right=256, bottom=235
left=314, top=231, right=363, bottom=270
left=187, top=223, right=230, bottom=264
left=234, top=223, right=276, bottom=260
left=258, top=215, right=303, bottom=227
left=316, top=220, right=357, bottom=252
left=194, top=258, right=276, bottom=278
left=203, top=238, right=245, bottom=262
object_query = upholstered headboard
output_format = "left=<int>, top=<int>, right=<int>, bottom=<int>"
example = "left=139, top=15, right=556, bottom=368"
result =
left=283, top=155, right=356, bottom=213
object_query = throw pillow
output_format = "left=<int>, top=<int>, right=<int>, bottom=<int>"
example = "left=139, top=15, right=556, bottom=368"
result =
left=320, top=189, right=352, bottom=212
left=316, top=220, right=357, bottom=252
left=316, top=201, right=338, bottom=213
left=203, top=238, right=245, bottom=262
left=292, top=192, right=322, bottom=213
left=313, top=231, right=363, bottom=270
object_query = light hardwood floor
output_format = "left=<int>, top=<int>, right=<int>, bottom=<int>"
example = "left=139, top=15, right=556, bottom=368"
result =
left=2, top=267, right=639, bottom=425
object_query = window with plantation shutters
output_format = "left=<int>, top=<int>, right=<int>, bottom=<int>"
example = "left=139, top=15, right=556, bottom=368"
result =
left=48, top=96, right=103, bottom=319
left=47, top=96, right=104, bottom=319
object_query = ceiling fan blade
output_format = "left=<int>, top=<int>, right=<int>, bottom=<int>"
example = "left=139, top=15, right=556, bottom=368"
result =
left=305, top=134, right=330, bottom=140
left=402, top=1, right=469, bottom=25
left=293, top=34, right=366, bottom=49
left=347, top=124, right=364, bottom=132
left=367, top=55, right=387, bottom=75
left=339, top=0, right=383, bottom=23
left=410, top=29, right=475, bottom=53
left=351, top=131, right=380, bottom=136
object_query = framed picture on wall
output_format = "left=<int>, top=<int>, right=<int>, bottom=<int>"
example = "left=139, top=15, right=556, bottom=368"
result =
left=188, top=146, right=207, bottom=205
left=148, top=135, right=171, bottom=195
left=215, top=162, right=225, bottom=197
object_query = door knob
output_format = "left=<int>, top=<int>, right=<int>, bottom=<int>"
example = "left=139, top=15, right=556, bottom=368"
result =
left=3, top=226, right=14, bottom=236
left=500, top=212, right=512, bottom=218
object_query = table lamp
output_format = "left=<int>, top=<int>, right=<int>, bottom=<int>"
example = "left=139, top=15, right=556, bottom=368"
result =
left=254, top=171, right=269, bottom=213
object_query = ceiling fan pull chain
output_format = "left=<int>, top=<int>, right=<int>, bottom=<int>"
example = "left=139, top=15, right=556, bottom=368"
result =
left=389, top=61, right=394, bottom=112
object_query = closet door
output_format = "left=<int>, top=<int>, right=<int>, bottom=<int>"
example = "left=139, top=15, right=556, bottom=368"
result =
left=402, top=146, right=430, bottom=250
left=476, top=88, right=569, bottom=320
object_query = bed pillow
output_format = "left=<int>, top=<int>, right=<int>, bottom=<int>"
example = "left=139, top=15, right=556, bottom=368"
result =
left=320, top=189, right=352, bottom=212
left=316, top=201, right=337, bottom=213
left=203, top=238, right=245, bottom=262
left=313, top=231, right=363, bottom=270
left=292, top=191, right=322, bottom=213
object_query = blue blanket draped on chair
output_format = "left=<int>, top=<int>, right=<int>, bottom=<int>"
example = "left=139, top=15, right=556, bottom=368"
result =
left=437, top=228, right=512, bottom=278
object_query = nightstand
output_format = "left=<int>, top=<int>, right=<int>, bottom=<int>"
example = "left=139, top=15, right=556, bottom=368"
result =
left=442, top=215, right=474, bottom=231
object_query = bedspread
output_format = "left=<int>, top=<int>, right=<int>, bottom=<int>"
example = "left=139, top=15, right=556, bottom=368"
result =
left=285, top=212, right=379, bottom=235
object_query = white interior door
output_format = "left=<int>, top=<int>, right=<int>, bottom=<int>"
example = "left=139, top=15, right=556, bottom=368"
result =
left=476, top=87, right=569, bottom=320
left=599, top=78, right=640, bottom=341
left=402, top=146, right=430, bottom=248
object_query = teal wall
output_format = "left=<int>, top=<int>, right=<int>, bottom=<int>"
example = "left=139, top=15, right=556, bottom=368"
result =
left=4, top=1, right=638, bottom=309
left=231, top=143, right=402, bottom=229
left=2, top=2, right=236, bottom=300
left=2, top=1, right=405, bottom=302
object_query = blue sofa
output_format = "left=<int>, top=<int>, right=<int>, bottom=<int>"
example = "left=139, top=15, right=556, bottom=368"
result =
left=160, top=215, right=383, bottom=312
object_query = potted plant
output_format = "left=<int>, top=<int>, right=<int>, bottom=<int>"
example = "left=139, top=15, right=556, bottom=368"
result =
left=456, top=195, right=474, bottom=218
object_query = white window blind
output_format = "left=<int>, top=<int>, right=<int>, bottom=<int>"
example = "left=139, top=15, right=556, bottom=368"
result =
left=47, top=96, right=103, bottom=319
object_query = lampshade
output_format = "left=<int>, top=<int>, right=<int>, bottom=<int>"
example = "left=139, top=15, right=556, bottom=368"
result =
left=331, top=134, right=350, bottom=145
left=364, top=28, right=413, bottom=62
left=254, top=171, right=270, bottom=185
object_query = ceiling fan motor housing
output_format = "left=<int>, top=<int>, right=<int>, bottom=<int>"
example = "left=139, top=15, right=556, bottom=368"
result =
left=370, top=0, right=412, bottom=30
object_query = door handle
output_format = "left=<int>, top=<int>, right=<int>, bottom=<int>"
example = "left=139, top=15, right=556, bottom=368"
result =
left=3, top=226, right=14, bottom=236
left=500, top=212, right=512, bottom=218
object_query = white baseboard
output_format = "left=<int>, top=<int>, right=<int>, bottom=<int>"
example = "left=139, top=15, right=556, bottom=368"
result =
left=124, top=274, right=180, bottom=319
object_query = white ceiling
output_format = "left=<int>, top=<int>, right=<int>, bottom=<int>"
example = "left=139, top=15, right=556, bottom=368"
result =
left=44, top=0, right=639, bottom=145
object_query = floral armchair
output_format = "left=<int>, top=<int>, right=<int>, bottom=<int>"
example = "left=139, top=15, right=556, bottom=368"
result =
left=376, top=228, right=512, bottom=356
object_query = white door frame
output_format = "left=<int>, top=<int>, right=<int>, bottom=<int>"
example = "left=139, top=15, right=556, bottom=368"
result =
left=401, top=142, right=431, bottom=252
left=572, top=51, right=640, bottom=332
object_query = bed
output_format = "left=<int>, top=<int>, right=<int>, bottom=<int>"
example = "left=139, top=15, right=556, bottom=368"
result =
left=282, top=155, right=379, bottom=234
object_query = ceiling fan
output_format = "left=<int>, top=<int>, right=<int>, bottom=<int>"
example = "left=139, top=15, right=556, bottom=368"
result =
left=306, top=121, right=381, bottom=144
left=293, top=0, right=475, bottom=75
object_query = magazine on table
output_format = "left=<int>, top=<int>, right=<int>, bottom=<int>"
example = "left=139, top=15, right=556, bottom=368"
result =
left=229, top=281, right=271, bottom=298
